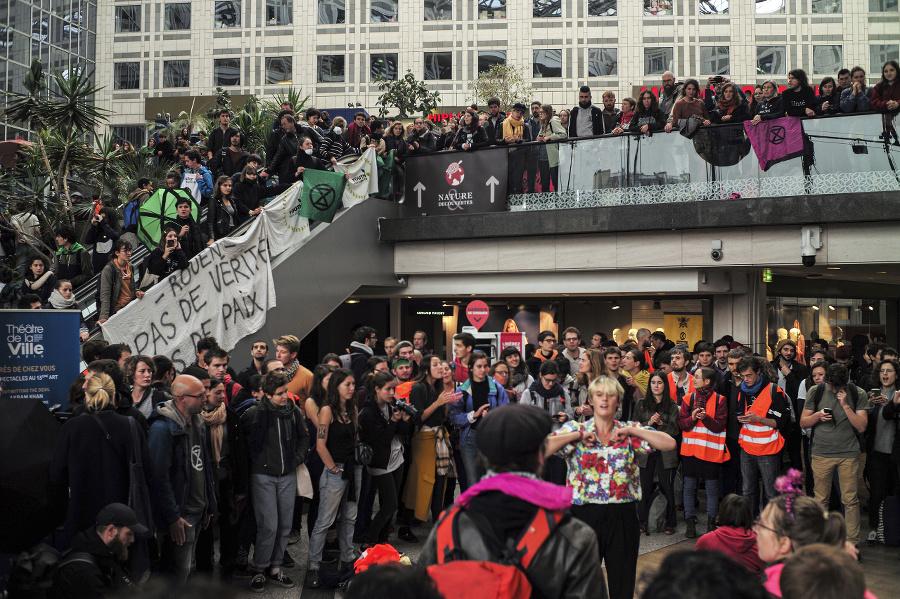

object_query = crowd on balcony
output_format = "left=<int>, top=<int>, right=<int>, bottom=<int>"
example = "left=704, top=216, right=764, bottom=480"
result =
left=15, top=318, right=894, bottom=599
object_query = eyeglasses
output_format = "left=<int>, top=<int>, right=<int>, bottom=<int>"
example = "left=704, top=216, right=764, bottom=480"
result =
left=181, top=392, right=206, bottom=400
left=494, top=371, right=509, bottom=377
left=543, top=338, right=557, bottom=343
left=880, top=369, right=895, bottom=374
left=542, top=376, right=558, bottom=383
left=753, top=517, right=780, bottom=536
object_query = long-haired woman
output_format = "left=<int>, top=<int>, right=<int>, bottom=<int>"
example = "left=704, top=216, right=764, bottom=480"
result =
left=568, top=348, right=606, bottom=421
left=303, top=364, right=335, bottom=538
left=500, top=346, right=534, bottom=402
left=207, top=175, right=249, bottom=244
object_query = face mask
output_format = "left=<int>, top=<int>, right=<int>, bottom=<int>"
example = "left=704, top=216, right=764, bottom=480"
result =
left=579, top=100, right=591, bottom=109
left=332, top=127, right=342, bottom=135
left=304, top=148, right=313, bottom=155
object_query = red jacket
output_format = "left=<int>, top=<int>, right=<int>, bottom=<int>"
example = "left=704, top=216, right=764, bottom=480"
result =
left=871, top=80, right=900, bottom=113
left=695, top=525, right=765, bottom=576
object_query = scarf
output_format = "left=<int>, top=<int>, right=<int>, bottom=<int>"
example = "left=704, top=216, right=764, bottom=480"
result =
left=201, top=402, right=228, bottom=465
left=57, top=242, right=86, bottom=255
left=510, top=364, right=530, bottom=389
left=740, top=376, right=765, bottom=396
left=620, top=110, right=635, bottom=127
left=717, top=93, right=737, bottom=114
left=695, top=383, right=715, bottom=404
left=502, top=116, right=524, bottom=140
left=284, top=359, right=300, bottom=383
left=49, top=289, right=77, bottom=310
left=457, top=471, right=573, bottom=510
left=248, top=395, right=297, bottom=457
left=526, top=379, right=566, bottom=402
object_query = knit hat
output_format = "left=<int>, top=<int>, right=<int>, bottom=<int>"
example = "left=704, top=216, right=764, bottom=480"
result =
left=476, top=404, right=552, bottom=467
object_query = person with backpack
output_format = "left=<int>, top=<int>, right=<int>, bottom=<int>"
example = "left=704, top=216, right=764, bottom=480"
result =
left=419, top=403, right=606, bottom=599
left=49, top=503, right=145, bottom=599
left=799, top=362, right=870, bottom=552
left=122, top=179, right=153, bottom=233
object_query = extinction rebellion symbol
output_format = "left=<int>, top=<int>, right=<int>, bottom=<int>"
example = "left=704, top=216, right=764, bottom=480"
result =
left=768, top=126, right=786, bottom=145
left=446, top=160, right=464, bottom=186
left=310, top=184, right=337, bottom=211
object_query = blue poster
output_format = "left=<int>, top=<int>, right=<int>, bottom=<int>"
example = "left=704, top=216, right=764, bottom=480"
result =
left=1, top=309, right=81, bottom=409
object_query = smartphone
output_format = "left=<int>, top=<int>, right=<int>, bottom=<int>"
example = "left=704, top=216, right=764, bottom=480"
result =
left=823, top=407, right=833, bottom=415
left=166, top=239, right=176, bottom=248
left=736, top=411, right=744, bottom=417
left=712, top=75, right=724, bottom=83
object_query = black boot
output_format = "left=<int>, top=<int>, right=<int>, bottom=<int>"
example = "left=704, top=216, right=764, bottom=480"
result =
left=685, top=517, right=697, bottom=539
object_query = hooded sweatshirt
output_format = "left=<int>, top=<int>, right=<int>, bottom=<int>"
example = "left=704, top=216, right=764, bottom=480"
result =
left=695, top=525, right=765, bottom=576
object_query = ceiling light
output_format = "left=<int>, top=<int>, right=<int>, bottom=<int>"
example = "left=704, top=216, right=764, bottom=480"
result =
left=827, top=267, right=841, bottom=270
left=806, top=274, right=823, bottom=279
left=811, top=305, right=819, bottom=310
left=828, top=305, right=836, bottom=310
left=611, top=303, right=620, bottom=310
left=346, top=299, right=359, bottom=304
left=868, top=305, right=875, bottom=311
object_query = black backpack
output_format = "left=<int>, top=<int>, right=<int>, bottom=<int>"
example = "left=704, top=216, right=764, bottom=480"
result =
left=7, top=544, right=95, bottom=599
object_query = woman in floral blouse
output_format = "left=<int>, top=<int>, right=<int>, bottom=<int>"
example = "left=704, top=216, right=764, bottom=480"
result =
left=547, top=375, right=676, bottom=599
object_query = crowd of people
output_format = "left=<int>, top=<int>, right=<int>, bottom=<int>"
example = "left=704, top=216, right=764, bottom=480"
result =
left=30, top=320, right=896, bottom=599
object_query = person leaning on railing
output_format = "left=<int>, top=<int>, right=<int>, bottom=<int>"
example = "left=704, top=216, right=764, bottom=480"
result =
left=871, top=60, right=900, bottom=114
left=816, top=77, right=842, bottom=115
left=750, top=80, right=784, bottom=126
left=782, top=69, right=817, bottom=118
left=710, top=83, right=751, bottom=124
left=665, top=79, right=711, bottom=133
left=536, top=103, right=567, bottom=191
left=629, top=90, right=667, bottom=135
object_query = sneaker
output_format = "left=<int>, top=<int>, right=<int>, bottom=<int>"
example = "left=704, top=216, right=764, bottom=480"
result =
left=867, top=530, right=878, bottom=546
left=707, top=516, right=717, bottom=534
left=398, top=527, right=419, bottom=543
left=288, top=528, right=302, bottom=545
left=305, top=569, right=322, bottom=589
left=685, top=517, right=697, bottom=539
left=249, top=573, right=266, bottom=593
left=282, top=550, right=295, bottom=568
left=639, top=522, right=647, bottom=534
left=267, top=570, right=295, bottom=588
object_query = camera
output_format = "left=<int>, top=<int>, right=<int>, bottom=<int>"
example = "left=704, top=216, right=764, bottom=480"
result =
left=801, top=226, right=821, bottom=268
left=392, top=397, right=418, bottom=418
left=711, top=239, right=723, bottom=262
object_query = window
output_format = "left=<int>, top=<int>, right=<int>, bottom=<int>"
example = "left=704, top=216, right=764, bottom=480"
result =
left=214, top=58, right=240, bottom=86
left=588, top=0, right=617, bottom=15
left=163, top=60, right=190, bottom=87
left=811, top=0, right=840, bottom=13
left=424, top=0, right=452, bottom=19
left=533, top=0, right=561, bottom=16
left=114, top=6, right=140, bottom=32
left=266, top=56, right=292, bottom=83
left=371, top=53, right=398, bottom=81
left=755, top=0, right=784, bottom=13
left=644, top=0, right=672, bottom=15
left=478, top=0, right=506, bottom=19
left=478, top=50, right=506, bottom=73
left=114, top=62, right=139, bottom=89
left=112, top=126, right=145, bottom=148
left=266, top=0, right=292, bottom=25
left=869, top=0, right=898, bottom=10
left=317, top=55, right=345, bottom=82
left=164, top=3, right=191, bottom=30
left=813, top=45, right=842, bottom=74
left=533, top=49, right=562, bottom=77
left=700, top=46, right=729, bottom=75
left=424, top=52, right=452, bottom=79
left=372, top=0, right=398, bottom=21
left=699, top=0, right=728, bottom=13
left=644, top=47, right=673, bottom=75
left=588, top=48, right=618, bottom=76
left=319, top=0, right=345, bottom=23
left=871, top=44, right=900, bottom=72
left=756, top=46, right=786, bottom=75
left=214, top=1, right=241, bottom=27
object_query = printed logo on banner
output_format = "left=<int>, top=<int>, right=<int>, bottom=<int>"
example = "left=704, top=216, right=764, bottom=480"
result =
left=6, top=323, right=45, bottom=357
left=405, top=147, right=508, bottom=217
left=310, top=184, right=337, bottom=211
left=280, top=181, right=310, bottom=234
left=446, top=161, right=465, bottom=186
left=465, top=300, right=490, bottom=330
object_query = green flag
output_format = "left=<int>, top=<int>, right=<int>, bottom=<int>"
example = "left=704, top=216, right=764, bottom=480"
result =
left=298, top=169, right=347, bottom=223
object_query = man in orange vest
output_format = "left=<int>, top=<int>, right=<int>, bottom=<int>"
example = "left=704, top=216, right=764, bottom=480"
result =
left=636, top=328, right=655, bottom=373
left=736, top=356, right=790, bottom=511
left=678, top=367, right=729, bottom=538
left=668, top=348, right=695, bottom=405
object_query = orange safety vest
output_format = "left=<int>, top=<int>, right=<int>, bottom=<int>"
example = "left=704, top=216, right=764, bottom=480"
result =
left=738, top=384, right=785, bottom=456
left=645, top=349, right=655, bottom=374
left=680, top=392, right=730, bottom=463
left=668, top=372, right=694, bottom=405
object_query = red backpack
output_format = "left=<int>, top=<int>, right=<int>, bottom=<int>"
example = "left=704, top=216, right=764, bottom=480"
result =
left=426, top=504, right=564, bottom=599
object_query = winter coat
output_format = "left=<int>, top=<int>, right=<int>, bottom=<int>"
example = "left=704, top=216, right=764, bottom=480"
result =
left=359, top=396, right=409, bottom=470
left=49, top=528, right=133, bottom=599
left=208, top=146, right=249, bottom=179
left=872, top=80, right=900, bottom=113
left=483, top=112, right=507, bottom=145
left=239, top=398, right=308, bottom=477
left=84, top=220, right=120, bottom=274
left=98, top=259, right=140, bottom=321
left=233, top=178, right=266, bottom=212
left=406, top=129, right=437, bottom=155
left=695, top=525, right=765, bottom=576
left=452, top=125, right=489, bottom=152
left=449, top=378, right=510, bottom=447
left=709, top=102, right=751, bottom=124
left=206, top=196, right=249, bottom=241
left=56, top=243, right=93, bottom=288
left=269, top=131, right=300, bottom=182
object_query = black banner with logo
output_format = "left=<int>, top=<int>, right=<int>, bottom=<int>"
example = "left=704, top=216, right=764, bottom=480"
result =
left=404, top=147, right=509, bottom=216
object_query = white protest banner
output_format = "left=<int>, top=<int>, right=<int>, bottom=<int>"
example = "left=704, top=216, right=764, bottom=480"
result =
left=334, top=147, right=379, bottom=208
left=100, top=216, right=276, bottom=371
left=262, top=180, right=311, bottom=256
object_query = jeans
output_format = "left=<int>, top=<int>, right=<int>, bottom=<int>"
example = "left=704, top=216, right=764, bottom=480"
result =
left=251, top=472, right=297, bottom=569
left=740, top=450, right=781, bottom=510
left=308, top=466, right=362, bottom=569
left=683, top=475, right=720, bottom=521
left=157, top=511, right=202, bottom=582
left=812, top=455, right=862, bottom=545
left=366, top=467, right=403, bottom=544
left=461, top=428, right=483, bottom=489
left=639, top=452, right=677, bottom=528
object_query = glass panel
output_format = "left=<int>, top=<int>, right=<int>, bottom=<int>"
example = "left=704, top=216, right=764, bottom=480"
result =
left=477, top=50, right=505, bottom=73
left=165, top=3, right=191, bottom=30
left=699, top=0, right=728, bottom=13
left=813, top=45, right=842, bottom=74
left=811, top=0, right=840, bottom=13
left=163, top=59, right=189, bottom=87
left=214, top=1, right=241, bottom=27
left=644, top=47, right=673, bottom=75
left=700, top=46, right=729, bottom=75
left=371, top=0, right=398, bottom=21
left=533, top=49, right=562, bottom=77
left=424, top=52, right=452, bottom=80
left=644, top=0, right=673, bottom=15
left=214, top=57, right=240, bottom=86
left=869, top=0, right=898, bottom=10
left=266, top=56, right=292, bottom=83
left=424, top=0, right=452, bottom=19
left=114, top=5, right=139, bottom=32
left=757, top=46, right=786, bottom=75
left=871, top=44, right=900, bottom=73
left=533, top=0, right=561, bottom=17
left=588, top=0, right=617, bottom=15
left=318, top=0, right=345, bottom=24
left=371, top=53, right=398, bottom=81
left=317, top=54, right=344, bottom=82
left=112, top=125, right=145, bottom=147
left=588, top=48, right=617, bottom=76
left=478, top=0, right=506, bottom=19
left=266, top=0, right=292, bottom=25
left=114, top=61, right=139, bottom=89
left=767, top=298, right=888, bottom=351
left=9, top=31, right=30, bottom=65
left=755, top=0, right=784, bottom=13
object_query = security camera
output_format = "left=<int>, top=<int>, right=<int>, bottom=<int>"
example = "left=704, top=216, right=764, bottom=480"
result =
left=800, top=226, right=822, bottom=268
left=711, top=240, right=723, bottom=261
left=395, top=275, right=407, bottom=285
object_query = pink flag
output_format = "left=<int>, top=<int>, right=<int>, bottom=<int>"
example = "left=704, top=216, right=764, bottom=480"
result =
left=744, top=116, right=805, bottom=171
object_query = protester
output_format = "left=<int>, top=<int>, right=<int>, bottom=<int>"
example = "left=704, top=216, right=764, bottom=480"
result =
left=54, top=224, right=93, bottom=288
left=44, top=280, right=89, bottom=341
left=630, top=90, right=667, bottom=134
left=125, top=354, right=165, bottom=419
left=871, top=60, right=900, bottom=114
left=695, top=494, right=765, bottom=575
left=782, top=69, right=817, bottom=117
left=173, top=196, right=205, bottom=260
left=816, top=76, right=842, bottom=115
left=750, top=80, right=785, bottom=124
left=303, top=363, right=335, bottom=538
left=500, top=345, right=534, bottom=402
left=85, top=207, right=121, bottom=274
left=98, top=240, right=145, bottom=324
left=146, top=225, right=188, bottom=282
left=207, top=176, right=250, bottom=244
left=710, top=82, right=751, bottom=123
left=536, top=103, right=567, bottom=190
left=21, top=254, right=57, bottom=304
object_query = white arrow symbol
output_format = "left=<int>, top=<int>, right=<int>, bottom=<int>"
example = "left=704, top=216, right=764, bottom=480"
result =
left=414, top=181, right=426, bottom=208
left=485, top=176, right=499, bottom=203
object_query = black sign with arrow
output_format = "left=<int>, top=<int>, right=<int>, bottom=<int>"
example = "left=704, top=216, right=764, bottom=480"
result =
left=404, top=146, right=509, bottom=216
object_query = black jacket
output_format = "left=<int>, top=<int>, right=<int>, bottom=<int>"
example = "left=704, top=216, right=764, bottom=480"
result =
left=208, top=406, right=250, bottom=496
left=770, top=359, right=810, bottom=417
left=208, top=126, right=231, bottom=158
left=568, top=105, right=606, bottom=137
left=483, top=112, right=507, bottom=145
left=233, top=178, right=273, bottom=212
left=206, top=196, right=249, bottom=241
left=240, top=399, right=309, bottom=477
left=174, top=216, right=205, bottom=260
left=710, top=102, right=751, bottom=124
left=50, top=528, right=133, bottom=599
left=269, top=131, right=300, bottom=181
left=452, top=125, right=489, bottom=152
left=267, top=128, right=286, bottom=167
left=208, top=146, right=249, bottom=179
left=358, top=396, right=408, bottom=470
left=285, top=151, right=329, bottom=186
left=816, top=89, right=842, bottom=115
left=880, top=400, right=900, bottom=462
left=406, top=129, right=437, bottom=155
left=147, top=247, right=188, bottom=278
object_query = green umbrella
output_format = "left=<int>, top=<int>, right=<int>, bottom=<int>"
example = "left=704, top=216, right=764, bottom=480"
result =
left=137, top=187, right=198, bottom=249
